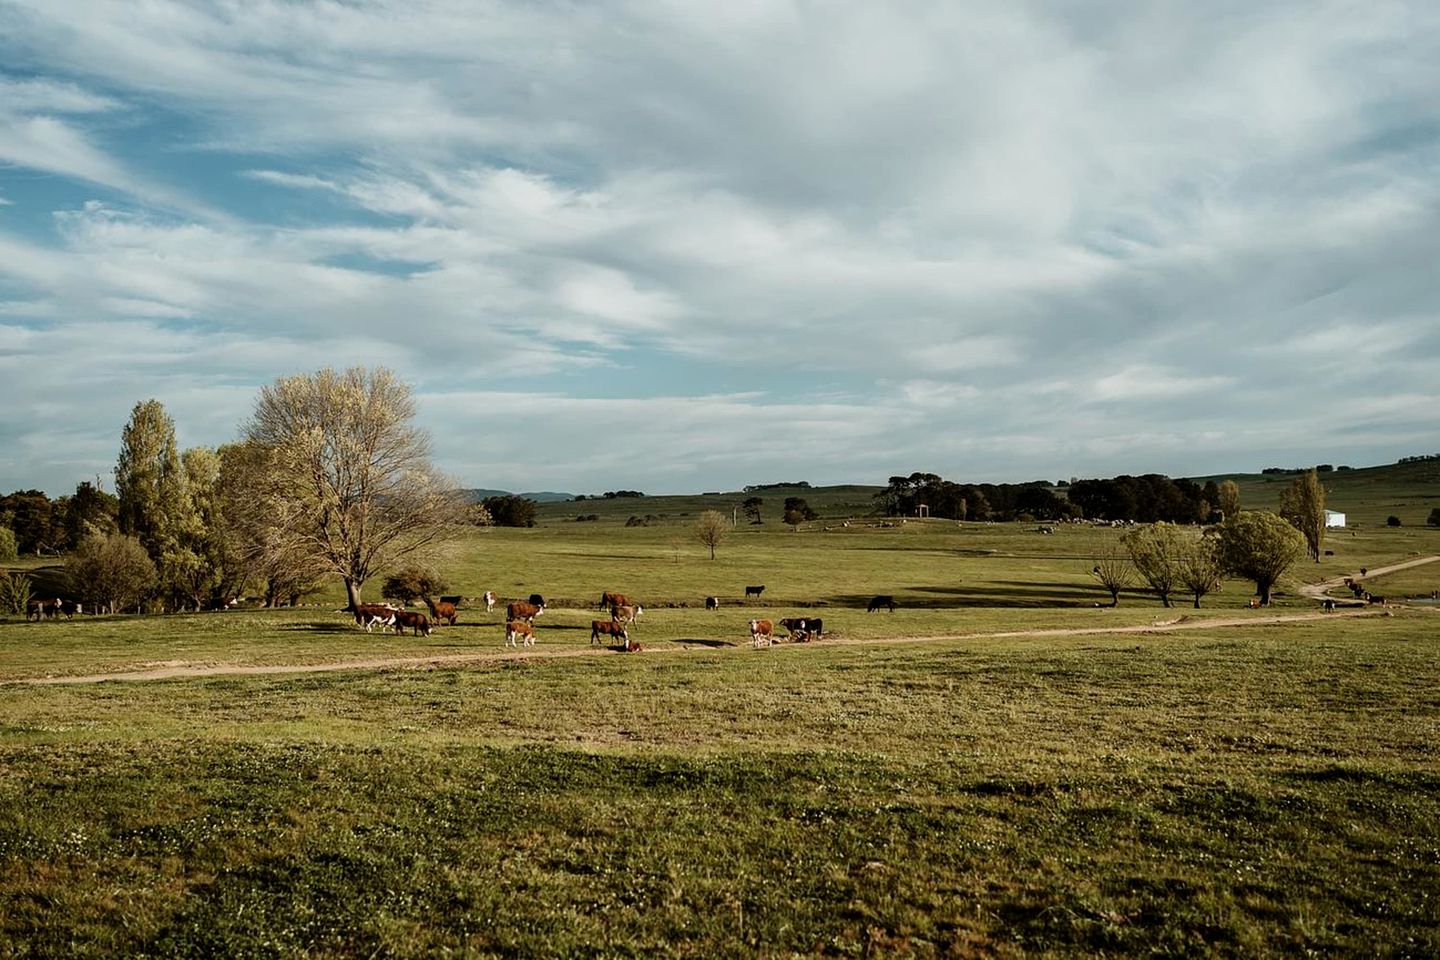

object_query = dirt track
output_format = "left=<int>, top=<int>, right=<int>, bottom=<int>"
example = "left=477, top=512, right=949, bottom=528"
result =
left=14, top=607, right=1399, bottom=687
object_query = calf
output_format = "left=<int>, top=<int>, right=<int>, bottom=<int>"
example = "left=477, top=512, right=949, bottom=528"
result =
left=591, top=619, right=628, bottom=645
left=393, top=609, right=432, bottom=636
left=866, top=595, right=895, bottom=613
left=353, top=603, right=397, bottom=632
left=750, top=618, right=774, bottom=648
left=483, top=590, right=498, bottom=612
left=745, top=585, right=765, bottom=599
left=508, top=600, right=544, bottom=623
left=611, top=603, right=643, bottom=624
left=423, top=596, right=459, bottom=626
left=505, top=620, right=535, bottom=647
left=779, top=617, right=822, bottom=640
left=705, top=595, right=719, bottom=610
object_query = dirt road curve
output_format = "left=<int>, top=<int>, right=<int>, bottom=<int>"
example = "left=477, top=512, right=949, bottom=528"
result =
left=1296, top=555, right=1440, bottom=600
left=14, top=606, right=1396, bottom=687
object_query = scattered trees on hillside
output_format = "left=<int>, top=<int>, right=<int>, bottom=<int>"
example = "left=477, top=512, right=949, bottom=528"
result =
left=1278, top=468, right=1326, bottom=563
left=1216, top=480, right=1241, bottom=522
left=693, top=510, right=729, bottom=560
left=1215, top=511, right=1305, bottom=606
left=244, top=367, right=464, bottom=610
left=1176, top=533, right=1223, bottom=609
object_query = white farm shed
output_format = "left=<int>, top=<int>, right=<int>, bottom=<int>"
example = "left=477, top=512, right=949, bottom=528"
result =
left=1325, top=509, right=1346, bottom=528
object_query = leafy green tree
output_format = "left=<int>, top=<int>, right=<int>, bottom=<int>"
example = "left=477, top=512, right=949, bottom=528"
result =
left=1122, top=522, right=1184, bottom=607
left=742, top=496, right=764, bottom=524
left=693, top=510, right=729, bottom=560
left=382, top=565, right=448, bottom=606
left=483, top=495, right=537, bottom=528
left=66, top=532, right=157, bottom=614
left=1176, top=533, right=1223, bottom=609
left=783, top=496, right=818, bottom=530
left=1216, top=480, right=1241, bottom=521
left=0, top=526, right=16, bottom=563
left=115, top=400, right=204, bottom=608
left=244, top=367, right=463, bottom=610
left=1216, top=511, right=1305, bottom=606
left=0, top=490, right=61, bottom=554
left=216, top=441, right=327, bottom=607
left=61, top=480, right=118, bottom=549
left=1278, top=468, right=1326, bottom=563
left=0, top=569, right=33, bottom=616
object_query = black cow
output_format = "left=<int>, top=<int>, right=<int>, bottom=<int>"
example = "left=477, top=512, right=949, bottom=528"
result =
left=705, top=596, right=719, bottom=610
left=745, top=585, right=765, bottom=599
left=867, top=595, right=896, bottom=613
left=528, top=593, right=546, bottom=607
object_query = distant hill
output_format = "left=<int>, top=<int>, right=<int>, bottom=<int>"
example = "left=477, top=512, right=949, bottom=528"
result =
left=462, top=489, right=576, bottom=504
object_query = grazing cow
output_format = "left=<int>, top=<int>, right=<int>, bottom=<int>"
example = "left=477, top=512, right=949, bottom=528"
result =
left=705, top=595, right=719, bottom=610
left=422, top=596, right=459, bottom=626
left=611, top=603, right=643, bottom=624
left=749, top=619, right=774, bottom=647
left=866, top=595, right=895, bottom=613
left=591, top=619, right=628, bottom=645
left=508, top=600, right=544, bottom=623
left=779, top=617, right=822, bottom=640
left=27, top=598, right=62, bottom=621
left=599, top=591, right=630, bottom=609
left=59, top=599, right=83, bottom=619
left=528, top=593, right=546, bottom=607
left=505, top=620, right=535, bottom=647
left=483, top=590, right=498, bottom=612
left=745, top=585, right=765, bottom=599
left=1322, top=598, right=1336, bottom=613
left=353, top=603, right=397, bottom=632
left=1366, top=593, right=1387, bottom=606
left=393, top=609, right=432, bottom=636
left=439, top=595, right=463, bottom=606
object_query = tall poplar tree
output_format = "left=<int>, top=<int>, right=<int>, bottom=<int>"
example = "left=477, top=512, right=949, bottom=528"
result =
left=115, top=399, right=200, bottom=608
left=1279, top=468, right=1326, bottom=563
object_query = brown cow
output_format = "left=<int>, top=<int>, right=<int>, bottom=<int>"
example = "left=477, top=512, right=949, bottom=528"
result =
left=599, top=591, right=630, bottom=609
left=591, top=619, right=628, bottom=645
left=750, top=618, right=774, bottom=647
left=507, top=600, right=543, bottom=623
left=505, top=620, right=535, bottom=647
left=422, top=596, right=458, bottom=626
left=393, top=609, right=431, bottom=636
left=483, top=590, right=498, bottom=612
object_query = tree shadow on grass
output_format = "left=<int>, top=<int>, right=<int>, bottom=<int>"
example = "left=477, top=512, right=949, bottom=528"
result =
left=824, top=583, right=1106, bottom=609
left=674, top=637, right=737, bottom=648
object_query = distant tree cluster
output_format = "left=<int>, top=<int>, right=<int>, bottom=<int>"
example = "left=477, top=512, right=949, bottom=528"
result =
left=574, top=490, right=645, bottom=500
left=743, top=481, right=810, bottom=492
left=876, top=472, right=1077, bottom=521
left=1066, top=475, right=1215, bottom=523
left=1399, top=454, right=1440, bottom=464
left=483, top=495, right=538, bottom=528
left=0, top=483, right=119, bottom=557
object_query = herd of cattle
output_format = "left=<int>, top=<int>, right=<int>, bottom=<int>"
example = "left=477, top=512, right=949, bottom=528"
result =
left=345, top=589, right=904, bottom=649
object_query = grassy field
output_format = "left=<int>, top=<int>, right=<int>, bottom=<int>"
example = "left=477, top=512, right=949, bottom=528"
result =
left=1, top=469, right=1438, bottom=956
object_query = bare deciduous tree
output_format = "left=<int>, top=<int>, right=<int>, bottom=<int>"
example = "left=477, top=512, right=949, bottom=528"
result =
left=243, top=367, right=464, bottom=609
left=1089, top=544, right=1134, bottom=606
left=693, top=509, right=729, bottom=560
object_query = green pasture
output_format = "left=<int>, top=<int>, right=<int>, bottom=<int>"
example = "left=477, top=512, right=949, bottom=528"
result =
left=2, top=475, right=1439, bottom=956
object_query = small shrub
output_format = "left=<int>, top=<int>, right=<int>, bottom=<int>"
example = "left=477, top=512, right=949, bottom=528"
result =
left=0, top=527, right=16, bottom=563
left=1427, top=508, right=1440, bottom=527
left=0, top=571, right=34, bottom=616
left=1387, top=515, right=1402, bottom=527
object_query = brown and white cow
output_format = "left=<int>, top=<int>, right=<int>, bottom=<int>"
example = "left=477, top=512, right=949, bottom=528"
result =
left=505, top=620, right=535, bottom=647
left=750, top=619, right=774, bottom=647
left=508, top=600, right=544, bottom=623
left=27, top=598, right=62, bottom=621
left=353, top=603, right=397, bottom=632
left=611, top=603, right=643, bottom=624
left=422, top=596, right=458, bottom=626
left=393, top=609, right=432, bottom=636
left=705, top=595, right=719, bottom=610
left=483, top=590, right=498, bottom=612
left=591, top=619, right=628, bottom=645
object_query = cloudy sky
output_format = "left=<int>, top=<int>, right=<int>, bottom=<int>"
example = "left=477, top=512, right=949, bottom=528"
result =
left=1, top=1, right=1437, bottom=496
